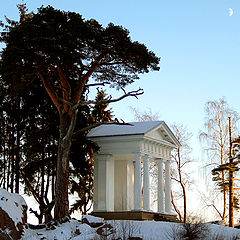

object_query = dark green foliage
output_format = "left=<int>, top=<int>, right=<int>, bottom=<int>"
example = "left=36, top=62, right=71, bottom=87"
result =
left=212, top=137, right=240, bottom=215
left=0, top=5, right=160, bottom=220
left=0, top=6, right=159, bottom=100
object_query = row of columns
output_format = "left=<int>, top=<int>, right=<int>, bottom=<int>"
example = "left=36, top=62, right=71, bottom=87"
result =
left=134, top=153, right=171, bottom=213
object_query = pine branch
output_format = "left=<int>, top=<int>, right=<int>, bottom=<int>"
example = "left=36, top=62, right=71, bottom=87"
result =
left=85, top=82, right=110, bottom=87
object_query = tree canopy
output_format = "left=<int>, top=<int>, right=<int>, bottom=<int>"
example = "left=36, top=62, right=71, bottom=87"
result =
left=0, top=6, right=160, bottom=220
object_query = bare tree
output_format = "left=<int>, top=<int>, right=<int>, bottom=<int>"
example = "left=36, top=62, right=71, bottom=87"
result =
left=200, top=98, right=239, bottom=222
left=130, top=107, right=160, bottom=122
left=171, top=123, right=193, bottom=223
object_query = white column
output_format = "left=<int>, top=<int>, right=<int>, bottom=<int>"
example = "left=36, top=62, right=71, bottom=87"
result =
left=93, top=154, right=114, bottom=211
left=165, top=160, right=171, bottom=213
left=143, top=154, right=150, bottom=211
left=134, top=153, right=142, bottom=210
left=157, top=158, right=164, bottom=212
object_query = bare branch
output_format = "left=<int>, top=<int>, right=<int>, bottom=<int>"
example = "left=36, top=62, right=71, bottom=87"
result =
left=64, top=108, right=78, bottom=141
left=171, top=177, right=180, bottom=183
left=73, top=88, right=144, bottom=110
left=37, top=68, right=61, bottom=112
left=74, top=52, right=106, bottom=104
left=85, top=82, right=110, bottom=88
left=205, top=203, right=223, bottom=219
left=57, top=66, right=71, bottom=112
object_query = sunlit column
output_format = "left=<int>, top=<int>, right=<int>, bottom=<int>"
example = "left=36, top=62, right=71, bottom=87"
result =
left=165, top=160, right=171, bottom=213
left=143, top=154, right=150, bottom=211
left=134, top=153, right=142, bottom=210
left=156, top=158, right=164, bottom=212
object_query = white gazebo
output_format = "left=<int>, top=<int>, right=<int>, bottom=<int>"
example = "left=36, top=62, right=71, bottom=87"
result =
left=87, top=121, right=180, bottom=221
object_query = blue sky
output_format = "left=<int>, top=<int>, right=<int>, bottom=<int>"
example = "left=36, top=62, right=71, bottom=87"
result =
left=1, top=0, right=240, bottom=160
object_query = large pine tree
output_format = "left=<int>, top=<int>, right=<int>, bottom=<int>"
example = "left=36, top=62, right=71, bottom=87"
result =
left=0, top=6, right=160, bottom=220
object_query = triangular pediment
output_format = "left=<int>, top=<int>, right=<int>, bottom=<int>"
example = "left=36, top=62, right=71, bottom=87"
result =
left=144, top=121, right=180, bottom=148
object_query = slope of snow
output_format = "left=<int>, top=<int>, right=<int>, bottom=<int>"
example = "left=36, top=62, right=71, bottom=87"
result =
left=22, top=220, right=96, bottom=240
left=0, top=188, right=27, bottom=230
left=21, top=216, right=240, bottom=240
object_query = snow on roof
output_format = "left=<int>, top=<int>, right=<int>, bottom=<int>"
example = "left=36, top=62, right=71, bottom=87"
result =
left=87, top=121, right=163, bottom=138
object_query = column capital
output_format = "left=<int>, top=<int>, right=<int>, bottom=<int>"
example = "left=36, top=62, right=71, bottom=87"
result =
left=133, top=152, right=143, bottom=158
left=155, top=157, right=166, bottom=163
left=143, top=154, right=152, bottom=160
left=94, top=154, right=113, bottom=161
left=165, top=159, right=172, bottom=165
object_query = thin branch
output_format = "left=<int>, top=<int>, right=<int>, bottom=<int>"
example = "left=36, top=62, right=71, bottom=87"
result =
left=74, top=52, right=106, bottom=104
left=85, top=82, right=110, bottom=87
left=205, top=203, right=223, bottom=219
left=98, top=61, right=125, bottom=66
left=73, top=88, right=144, bottom=110
left=180, top=160, right=192, bottom=169
left=59, top=98, right=73, bottom=107
left=64, top=108, right=78, bottom=141
left=57, top=66, right=71, bottom=112
left=37, top=69, right=61, bottom=112
left=171, top=177, right=180, bottom=183
left=20, top=168, right=41, bottom=204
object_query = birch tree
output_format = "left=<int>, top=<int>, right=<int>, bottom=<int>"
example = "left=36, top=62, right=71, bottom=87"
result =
left=200, top=98, right=239, bottom=222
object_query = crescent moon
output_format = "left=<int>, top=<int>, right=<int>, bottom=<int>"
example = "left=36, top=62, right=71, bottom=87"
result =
left=229, top=8, right=234, bottom=16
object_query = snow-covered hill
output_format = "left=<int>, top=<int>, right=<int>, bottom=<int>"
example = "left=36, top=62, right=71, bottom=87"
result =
left=1, top=188, right=240, bottom=240
left=21, top=215, right=240, bottom=240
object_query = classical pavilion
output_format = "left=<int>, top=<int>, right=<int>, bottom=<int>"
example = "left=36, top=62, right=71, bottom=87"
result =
left=87, top=121, right=180, bottom=221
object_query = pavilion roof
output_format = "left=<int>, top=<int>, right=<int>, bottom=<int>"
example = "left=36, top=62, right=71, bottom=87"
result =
left=87, top=121, right=163, bottom=138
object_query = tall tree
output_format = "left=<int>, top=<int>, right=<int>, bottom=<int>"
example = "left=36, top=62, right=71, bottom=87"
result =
left=200, top=98, right=239, bottom=222
left=212, top=117, right=240, bottom=227
left=170, top=124, right=192, bottom=223
left=0, top=6, right=160, bottom=220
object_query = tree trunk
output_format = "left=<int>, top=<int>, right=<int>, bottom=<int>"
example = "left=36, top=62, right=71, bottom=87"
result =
left=229, top=117, right=234, bottom=227
left=54, top=112, right=72, bottom=220
left=171, top=191, right=182, bottom=222
left=180, top=182, right=187, bottom=223
left=15, top=121, right=20, bottom=193
left=222, top=172, right=227, bottom=222
left=177, top=148, right=187, bottom=223
left=10, top=127, right=15, bottom=193
left=3, top=142, right=6, bottom=189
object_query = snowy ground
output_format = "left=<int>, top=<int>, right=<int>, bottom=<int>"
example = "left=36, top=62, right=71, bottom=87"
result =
left=21, top=215, right=240, bottom=240
left=1, top=188, right=240, bottom=240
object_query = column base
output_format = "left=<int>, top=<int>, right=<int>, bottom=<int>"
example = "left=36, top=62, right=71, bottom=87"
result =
left=132, top=208, right=143, bottom=211
left=93, top=209, right=114, bottom=212
left=91, top=210, right=180, bottom=222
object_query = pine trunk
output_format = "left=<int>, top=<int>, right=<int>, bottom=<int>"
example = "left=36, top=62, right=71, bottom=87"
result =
left=15, top=121, right=20, bottom=193
left=54, top=112, right=72, bottom=220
